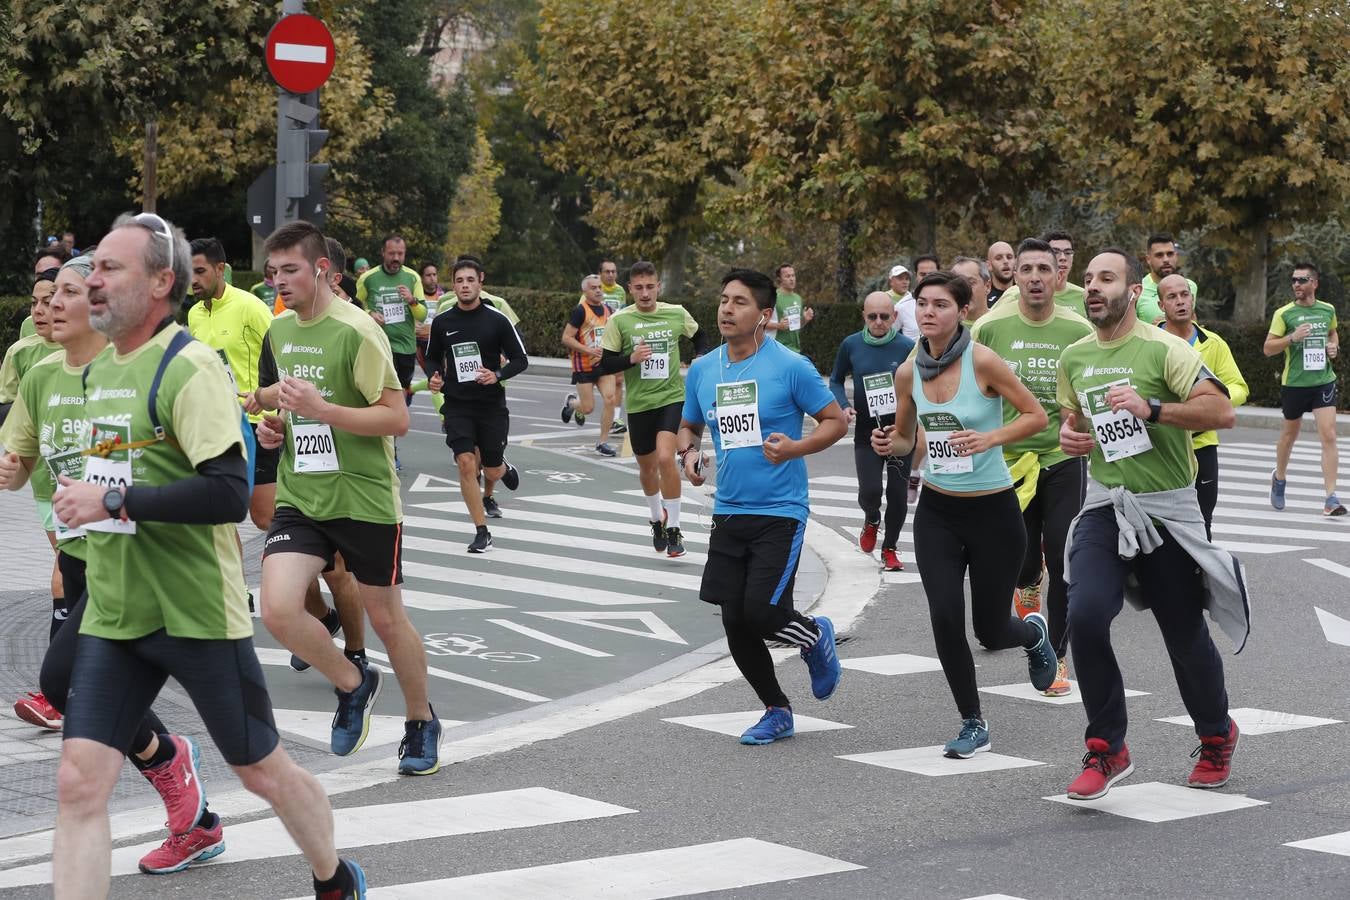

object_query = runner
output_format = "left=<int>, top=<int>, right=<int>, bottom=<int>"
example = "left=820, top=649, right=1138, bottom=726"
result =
left=986, top=240, right=1015, bottom=305
left=598, top=258, right=629, bottom=434
left=425, top=256, right=528, bottom=550
left=415, top=261, right=444, bottom=376
left=913, top=254, right=940, bottom=277
left=252, top=262, right=278, bottom=308
left=871, top=271, right=1057, bottom=758
left=1057, top=247, right=1244, bottom=800
left=1, top=272, right=62, bottom=419
left=997, top=232, right=1086, bottom=310
left=970, top=238, right=1092, bottom=697
left=887, top=264, right=919, bottom=340
left=766, top=263, right=813, bottom=353
left=560, top=274, right=619, bottom=456
left=0, top=253, right=232, bottom=875
left=951, top=256, right=993, bottom=323
left=254, top=222, right=438, bottom=785
left=1157, top=274, right=1248, bottom=536
left=1136, top=232, right=1198, bottom=325
left=1265, top=262, right=1344, bottom=516
left=829, top=291, right=916, bottom=571
left=600, top=260, right=711, bottom=557
left=16, top=245, right=71, bottom=340
left=678, top=268, right=847, bottom=744
left=44, top=214, right=364, bottom=898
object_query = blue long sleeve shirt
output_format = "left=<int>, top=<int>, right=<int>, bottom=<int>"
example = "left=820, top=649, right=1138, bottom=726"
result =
left=829, top=330, right=915, bottom=444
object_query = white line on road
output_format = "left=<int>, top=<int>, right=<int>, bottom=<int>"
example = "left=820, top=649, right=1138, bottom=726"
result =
left=253, top=647, right=550, bottom=703
left=409, top=501, right=712, bottom=545
left=487, top=619, right=613, bottom=657
left=402, top=559, right=676, bottom=607
left=402, top=534, right=704, bottom=589
left=402, top=514, right=708, bottom=564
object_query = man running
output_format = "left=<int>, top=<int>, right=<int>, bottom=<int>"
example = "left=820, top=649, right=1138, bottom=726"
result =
left=951, top=256, right=993, bottom=323
left=986, top=240, right=1015, bottom=305
left=1157, top=274, right=1248, bottom=536
left=1058, top=247, right=1243, bottom=801
left=357, top=235, right=428, bottom=396
left=598, top=258, right=629, bottom=433
left=829, top=291, right=915, bottom=571
left=561, top=274, right=619, bottom=456
left=1136, top=232, right=1198, bottom=326
left=767, top=264, right=814, bottom=353
left=997, top=232, right=1086, bottom=310
left=678, top=268, right=847, bottom=745
left=425, top=256, right=528, bottom=550
left=601, top=260, right=710, bottom=557
left=971, top=237, right=1092, bottom=697
left=1265, top=261, right=1344, bottom=516
left=46, top=213, right=365, bottom=898
left=252, top=262, right=278, bottom=308
left=913, top=254, right=940, bottom=278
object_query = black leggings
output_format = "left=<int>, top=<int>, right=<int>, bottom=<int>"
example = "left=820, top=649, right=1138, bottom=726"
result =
left=1018, top=457, right=1084, bottom=657
left=854, top=444, right=911, bottom=548
left=913, top=487, right=1036, bottom=720
left=1194, top=445, right=1218, bottom=539
left=42, top=554, right=166, bottom=754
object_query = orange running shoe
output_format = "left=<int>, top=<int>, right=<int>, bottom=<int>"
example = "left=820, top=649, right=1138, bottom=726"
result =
left=1043, top=657, right=1071, bottom=697
left=1014, top=582, right=1042, bottom=619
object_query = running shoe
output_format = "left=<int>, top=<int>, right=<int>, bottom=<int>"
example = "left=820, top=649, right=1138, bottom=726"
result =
left=1324, top=494, right=1347, bottom=517
left=137, top=817, right=224, bottom=874
left=1014, top=582, right=1042, bottom=619
left=907, top=474, right=921, bottom=504
left=561, top=393, right=577, bottom=423
left=595, top=442, right=617, bottom=457
left=665, top=526, right=686, bottom=558
left=331, top=662, right=382, bottom=756
left=1188, top=718, right=1239, bottom=789
left=943, top=717, right=990, bottom=759
left=575, top=410, right=587, bottom=426
left=1066, top=737, right=1134, bottom=800
left=610, top=421, right=627, bottom=435
left=858, top=520, right=879, bottom=554
left=802, top=616, right=842, bottom=700
left=247, top=591, right=255, bottom=614
left=1023, top=612, right=1057, bottom=692
left=1043, top=657, right=1071, bottom=697
left=650, top=517, right=668, bottom=552
left=1270, top=471, right=1286, bottom=510
left=739, top=707, right=794, bottom=745
left=13, top=691, right=61, bottom=731
left=468, top=529, right=493, bottom=553
left=317, top=859, right=368, bottom=900
left=501, top=461, right=520, bottom=490
left=291, top=610, right=342, bottom=672
left=398, top=715, right=443, bottom=776
left=880, top=548, right=904, bottom=571
left=483, top=496, right=502, bottom=519
left=141, top=734, right=206, bottom=836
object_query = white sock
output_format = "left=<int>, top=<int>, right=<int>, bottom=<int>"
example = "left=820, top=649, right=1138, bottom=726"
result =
left=645, top=493, right=663, bottom=522
left=663, top=498, right=681, bottom=529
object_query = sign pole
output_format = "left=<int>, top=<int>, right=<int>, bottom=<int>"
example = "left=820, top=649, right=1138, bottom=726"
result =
left=275, top=0, right=304, bottom=230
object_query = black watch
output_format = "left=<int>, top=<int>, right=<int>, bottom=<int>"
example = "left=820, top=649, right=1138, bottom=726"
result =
left=1146, top=398, right=1163, bottom=423
left=102, top=487, right=125, bottom=519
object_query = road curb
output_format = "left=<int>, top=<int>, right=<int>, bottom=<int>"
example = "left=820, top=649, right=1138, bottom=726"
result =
left=1235, top=406, right=1350, bottom=436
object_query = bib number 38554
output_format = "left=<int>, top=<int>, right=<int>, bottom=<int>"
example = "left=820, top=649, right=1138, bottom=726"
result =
left=715, top=380, right=761, bottom=450
left=1083, top=378, right=1153, bottom=462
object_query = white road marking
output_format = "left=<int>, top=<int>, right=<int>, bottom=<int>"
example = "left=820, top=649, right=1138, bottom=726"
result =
left=401, top=514, right=709, bottom=564
left=839, top=746, right=1045, bottom=776
left=487, top=619, right=612, bottom=657
left=525, top=610, right=686, bottom=645
left=409, top=501, right=711, bottom=544
left=402, top=559, right=676, bottom=607
left=662, top=711, right=852, bottom=737
left=1042, top=782, right=1267, bottom=822
left=1154, top=707, right=1341, bottom=735
left=402, top=535, right=704, bottom=589
left=979, top=681, right=1148, bottom=707
left=1314, top=606, right=1350, bottom=647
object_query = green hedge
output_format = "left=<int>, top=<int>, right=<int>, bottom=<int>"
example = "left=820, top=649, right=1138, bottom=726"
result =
left=1, top=296, right=29, bottom=347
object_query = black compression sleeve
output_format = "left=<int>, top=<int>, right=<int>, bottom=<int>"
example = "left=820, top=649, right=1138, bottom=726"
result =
left=123, top=449, right=249, bottom=524
left=691, top=327, right=712, bottom=357
left=600, top=349, right=634, bottom=374
left=0, top=402, right=10, bottom=427
left=258, top=328, right=278, bottom=389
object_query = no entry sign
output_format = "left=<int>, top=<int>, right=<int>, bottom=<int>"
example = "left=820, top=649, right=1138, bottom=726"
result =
left=265, top=14, right=336, bottom=94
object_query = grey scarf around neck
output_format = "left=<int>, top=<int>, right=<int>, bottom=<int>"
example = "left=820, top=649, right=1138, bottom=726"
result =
left=915, top=324, right=971, bottom=381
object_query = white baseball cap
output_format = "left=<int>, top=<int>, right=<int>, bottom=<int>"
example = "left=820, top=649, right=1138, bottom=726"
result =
left=889, top=265, right=909, bottom=278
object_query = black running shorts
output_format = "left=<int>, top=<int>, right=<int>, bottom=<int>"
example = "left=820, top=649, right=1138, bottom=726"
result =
left=1281, top=382, right=1337, bottom=420
left=392, top=352, right=417, bottom=390
left=249, top=423, right=281, bottom=486
left=699, top=513, right=806, bottom=612
left=264, top=506, right=404, bottom=586
left=627, top=401, right=683, bottom=457
left=443, top=403, right=510, bottom=467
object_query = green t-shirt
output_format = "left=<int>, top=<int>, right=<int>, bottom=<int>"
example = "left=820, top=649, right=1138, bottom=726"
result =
left=480, top=290, right=521, bottom=326
left=19, top=316, right=36, bottom=339
left=1268, top=299, right=1337, bottom=387
left=356, top=265, right=428, bottom=355
left=971, top=300, right=1092, bottom=466
left=0, top=352, right=92, bottom=559
left=1137, top=274, right=1197, bottom=325
left=80, top=325, right=250, bottom=640
left=1056, top=318, right=1205, bottom=493
left=601, top=283, right=627, bottom=313
left=250, top=282, right=276, bottom=305
left=269, top=299, right=403, bottom=524
left=600, top=301, right=700, bottom=413
left=774, top=290, right=806, bottom=352
left=0, top=334, right=61, bottom=404
left=998, top=283, right=1086, bottom=314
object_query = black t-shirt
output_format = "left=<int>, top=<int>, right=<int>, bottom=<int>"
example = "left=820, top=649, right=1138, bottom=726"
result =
left=568, top=302, right=608, bottom=328
left=425, top=300, right=529, bottom=407
left=988, top=284, right=1008, bottom=306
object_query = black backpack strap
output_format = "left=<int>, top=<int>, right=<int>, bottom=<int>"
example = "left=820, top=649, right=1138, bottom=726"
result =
left=147, top=329, right=195, bottom=441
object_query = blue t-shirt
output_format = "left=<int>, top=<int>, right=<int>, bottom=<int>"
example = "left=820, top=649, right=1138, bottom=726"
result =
left=683, top=339, right=836, bottom=522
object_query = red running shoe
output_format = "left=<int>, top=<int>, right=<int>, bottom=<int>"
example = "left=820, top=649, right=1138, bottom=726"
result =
left=858, top=521, right=879, bottom=554
left=13, top=692, right=61, bottom=731
left=880, top=548, right=904, bottom=571
left=138, top=818, right=225, bottom=874
left=1188, top=718, right=1239, bottom=789
left=141, top=735, right=207, bottom=835
left=1066, top=737, right=1134, bottom=800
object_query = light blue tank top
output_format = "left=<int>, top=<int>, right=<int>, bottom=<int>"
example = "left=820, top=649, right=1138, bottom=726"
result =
left=911, top=340, right=1013, bottom=493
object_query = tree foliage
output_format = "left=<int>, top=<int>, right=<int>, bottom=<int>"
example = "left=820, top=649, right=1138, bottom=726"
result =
left=442, top=127, right=504, bottom=262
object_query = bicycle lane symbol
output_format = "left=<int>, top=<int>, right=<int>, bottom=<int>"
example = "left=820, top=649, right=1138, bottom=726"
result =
left=523, top=469, right=594, bottom=484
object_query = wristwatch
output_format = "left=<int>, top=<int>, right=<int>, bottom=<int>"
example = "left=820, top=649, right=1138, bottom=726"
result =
left=1146, top=398, right=1163, bottom=423
left=102, top=487, right=126, bottom=519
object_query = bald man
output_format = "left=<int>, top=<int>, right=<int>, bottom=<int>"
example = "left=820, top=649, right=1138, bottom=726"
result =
left=987, top=241, right=1015, bottom=305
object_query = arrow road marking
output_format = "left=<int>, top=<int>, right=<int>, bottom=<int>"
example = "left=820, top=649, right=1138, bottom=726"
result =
left=1314, top=607, right=1350, bottom=648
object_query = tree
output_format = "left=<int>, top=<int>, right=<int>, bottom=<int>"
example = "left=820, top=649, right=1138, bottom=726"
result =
left=520, top=0, right=747, bottom=291
left=1048, top=0, right=1350, bottom=321
left=442, top=127, right=503, bottom=262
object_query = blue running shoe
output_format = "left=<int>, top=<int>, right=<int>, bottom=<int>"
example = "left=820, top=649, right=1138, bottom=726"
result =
left=802, top=616, right=842, bottom=700
left=1271, top=471, right=1286, bottom=510
left=740, top=707, right=795, bottom=745
left=1024, top=612, right=1057, bottom=692
left=319, top=858, right=368, bottom=899
left=331, top=662, right=382, bottom=756
left=943, top=717, right=990, bottom=758
left=398, top=714, right=443, bottom=775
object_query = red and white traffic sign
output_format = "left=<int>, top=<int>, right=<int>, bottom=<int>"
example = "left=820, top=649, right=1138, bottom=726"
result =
left=265, top=14, right=336, bottom=94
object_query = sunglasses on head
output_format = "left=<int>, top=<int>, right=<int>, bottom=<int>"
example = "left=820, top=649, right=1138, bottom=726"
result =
left=132, top=212, right=175, bottom=272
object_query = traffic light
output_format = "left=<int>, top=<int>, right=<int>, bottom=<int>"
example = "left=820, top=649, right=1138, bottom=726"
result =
left=277, top=92, right=329, bottom=228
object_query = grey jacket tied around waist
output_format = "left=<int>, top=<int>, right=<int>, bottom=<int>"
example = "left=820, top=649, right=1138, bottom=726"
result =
left=1064, top=478, right=1251, bottom=653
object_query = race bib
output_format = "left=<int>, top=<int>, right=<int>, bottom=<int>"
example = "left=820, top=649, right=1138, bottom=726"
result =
left=920, top=411, right=974, bottom=476
left=862, top=372, right=897, bottom=420
left=786, top=312, right=802, bottom=332
left=1304, top=336, right=1327, bottom=372
left=81, top=420, right=136, bottom=535
left=715, top=380, right=761, bottom=450
left=639, top=338, right=670, bottom=380
left=44, top=448, right=87, bottom=540
left=217, top=349, right=237, bottom=390
left=1083, top=379, right=1153, bottom=462
left=292, top=420, right=339, bottom=473
left=587, top=325, right=605, bottom=350
left=380, top=300, right=407, bottom=324
left=452, top=341, right=482, bottom=383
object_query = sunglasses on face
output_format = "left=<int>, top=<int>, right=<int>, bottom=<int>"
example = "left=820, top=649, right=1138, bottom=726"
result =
left=1292, top=276, right=1314, bottom=285
left=865, top=313, right=893, bottom=321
